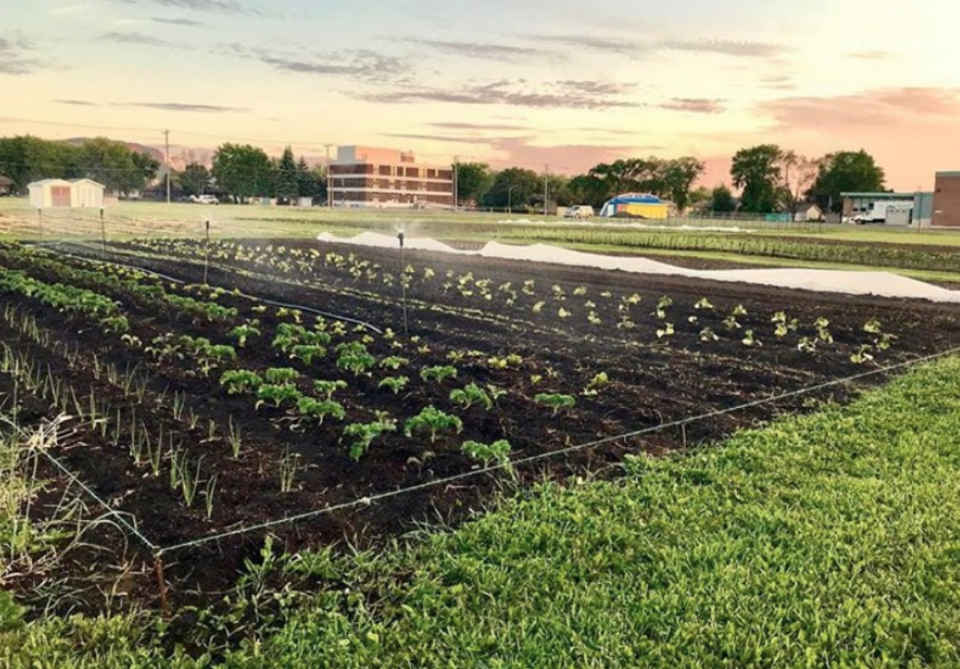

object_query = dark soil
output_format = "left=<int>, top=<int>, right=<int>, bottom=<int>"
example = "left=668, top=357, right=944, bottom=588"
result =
left=4, top=237, right=960, bottom=637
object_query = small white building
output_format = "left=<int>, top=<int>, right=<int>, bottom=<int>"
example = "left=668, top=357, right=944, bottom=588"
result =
left=794, top=204, right=824, bottom=222
left=28, top=178, right=106, bottom=209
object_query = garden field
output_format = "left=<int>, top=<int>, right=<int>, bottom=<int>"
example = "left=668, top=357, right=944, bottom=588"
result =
left=3, top=231, right=960, bottom=646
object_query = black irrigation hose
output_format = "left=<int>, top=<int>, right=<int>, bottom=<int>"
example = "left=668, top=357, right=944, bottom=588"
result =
left=30, top=241, right=383, bottom=334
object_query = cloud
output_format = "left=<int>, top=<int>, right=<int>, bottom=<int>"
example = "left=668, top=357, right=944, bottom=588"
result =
left=227, top=45, right=406, bottom=82
left=658, top=98, right=725, bottom=114
left=847, top=50, right=891, bottom=60
left=118, top=102, right=248, bottom=112
left=101, top=31, right=175, bottom=47
left=429, top=121, right=530, bottom=131
left=528, top=34, right=645, bottom=56
left=528, top=35, right=784, bottom=59
left=659, top=39, right=783, bottom=58
left=55, top=99, right=98, bottom=106
left=113, top=0, right=244, bottom=13
left=379, top=133, right=498, bottom=145
left=0, top=33, right=41, bottom=75
left=406, top=38, right=548, bottom=62
left=361, top=79, right=638, bottom=110
left=761, top=87, right=960, bottom=131
left=149, top=16, right=202, bottom=26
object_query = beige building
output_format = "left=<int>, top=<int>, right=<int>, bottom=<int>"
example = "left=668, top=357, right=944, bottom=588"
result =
left=28, top=178, right=105, bottom=208
left=329, top=146, right=453, bottom=208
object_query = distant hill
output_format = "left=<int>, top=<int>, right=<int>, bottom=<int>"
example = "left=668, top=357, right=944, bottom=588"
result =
left=64, top=137, right=166, bottom=163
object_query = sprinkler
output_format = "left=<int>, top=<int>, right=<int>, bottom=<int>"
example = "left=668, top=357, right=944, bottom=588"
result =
left=398, top=229, right=408, bottom=337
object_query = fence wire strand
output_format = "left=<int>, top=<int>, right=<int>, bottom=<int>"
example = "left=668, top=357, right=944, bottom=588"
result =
left=152, top=345, right=960, bottom=557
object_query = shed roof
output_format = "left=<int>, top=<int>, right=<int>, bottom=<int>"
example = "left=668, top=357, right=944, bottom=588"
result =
left=28, top=178, right=72, bottom=187
left=68, top=178, right=105, bottom=187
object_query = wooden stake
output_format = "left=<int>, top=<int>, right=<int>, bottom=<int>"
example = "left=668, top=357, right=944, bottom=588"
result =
left=154, top=554, right=170, bottom=618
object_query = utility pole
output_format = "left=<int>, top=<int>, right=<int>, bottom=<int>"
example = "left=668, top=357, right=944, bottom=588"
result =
left=453, top=155, right=459, bottom=212
left=163, top=129, right=171, bottom=204
left=543, top=164, right=549, bottom=216
left=324, top=143, right=334, bottom=207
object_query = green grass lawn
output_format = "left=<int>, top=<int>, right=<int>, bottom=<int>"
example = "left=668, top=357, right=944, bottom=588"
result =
left=8, top=355, right=960, bottom=667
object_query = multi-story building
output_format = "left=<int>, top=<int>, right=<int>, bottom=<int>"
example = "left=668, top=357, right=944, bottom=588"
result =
left=328, top=146, right=453, bottom=208
left=932, top=171, right=960, bottom=228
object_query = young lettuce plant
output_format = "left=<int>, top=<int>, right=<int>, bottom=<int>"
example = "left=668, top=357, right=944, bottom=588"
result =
left=342, top=415, right=397, bottom=461
left=219, top=369, right=263, bottom=395
left=449, top=383, right=493, bottom=410
left=420, top=365, right=458, bottom=384
left=460, top=439, right=512, bottom=467
left=583, top=372, right=609, bottom=397
left=404, top=406, right=463, bottom=443
left=255, top=384, right=302, bottom=410
left=378, top=376, right=409, bottom=395
left=264, top=367, right=300, bottom=385
left=379, top=355, right=409, bottom=371
left=228, top=321, right=261, bottom=347
left=296, top=396, right=346, bottom=425
left=534, top=393, right=576, bottom=416
left=313, top=379, right=348, bottom=401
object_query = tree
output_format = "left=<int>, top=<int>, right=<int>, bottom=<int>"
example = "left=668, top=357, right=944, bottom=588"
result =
left=211, top=143, right=274, bottom=202
left=731, top=144, right=784, bottom=213
left=778, top=152, right=820, bottom=217
left=561, top=174, right=611, bottom=209
left=275, top=146, right=298, bottom=204
left=808, top=150, right=886, bottom=213
left=179, top=163, right=210, bottom=197
left=295, top=157, right=317, bottom=199
left=708, top=185, right=738, bottom=213
left=454, top=162, right=493, bottom=207
left=660, top=157, right=705, bottom=211
left=78, top=137, right=157, bottom=195
left=481, top=167, right=540, bottom=211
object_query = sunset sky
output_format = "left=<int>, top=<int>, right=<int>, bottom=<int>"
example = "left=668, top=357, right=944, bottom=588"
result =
left=2, top=0, right=959, bottom=189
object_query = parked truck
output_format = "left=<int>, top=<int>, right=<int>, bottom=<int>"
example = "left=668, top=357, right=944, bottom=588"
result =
left=850, top=200, right=913, bottom=224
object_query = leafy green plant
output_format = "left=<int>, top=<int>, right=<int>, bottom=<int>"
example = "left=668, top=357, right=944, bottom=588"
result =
left=220, top=369, right=263, bottom=395
left=654, top=295, right=673, bottom=319
left=289, top=344, right=326, bottom=365
left=255, top=384, right=302, bottom=410
left=378, top=376, right=409, bottom=395
left=694, top=298, right=714, bottom=310
left=460, top=439, right=512, bottom=467
left=420, top=365, right=458, bottom=384
left=449, top=383, right=493, bottom=410
left=296, top=396, right=346, bottom=425
left=534, top=393, right=576, bottom=416
left=379, top=356, right=409, bottom=371
left=342, top=416, right=397, bottom=461
left=583, top=372, right=609, bottom=397
left=228, top=322, right=261, bottom=347
left=264, top=367, right=300, bottom=385
left=700, top=327, right=719, bottom=342
left=313, top=379, right=348, bottom=400
left=404, top=406, right=464, bottom=443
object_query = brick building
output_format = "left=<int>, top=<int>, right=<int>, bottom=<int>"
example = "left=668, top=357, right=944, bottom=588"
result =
left=932, top=171, right=960, bottom=228
left=328, top=146, right=453, bottom=208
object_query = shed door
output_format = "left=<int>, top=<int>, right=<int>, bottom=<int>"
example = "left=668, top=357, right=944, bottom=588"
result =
left=51, top=186, right=71, bottom=207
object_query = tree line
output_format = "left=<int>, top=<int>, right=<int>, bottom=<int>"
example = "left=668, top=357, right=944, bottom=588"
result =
left=181, top=144, right=326, bottom=203
left=1, top=135, right=889, bottom=214
left=0, top=135, right=160, bottom=196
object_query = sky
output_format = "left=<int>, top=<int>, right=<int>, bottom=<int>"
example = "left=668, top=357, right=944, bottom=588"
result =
left=1, top=0, right=959, bottom=189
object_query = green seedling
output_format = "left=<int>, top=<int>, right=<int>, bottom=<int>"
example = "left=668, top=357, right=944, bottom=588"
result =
left=404, top=406, right=463, bottom=443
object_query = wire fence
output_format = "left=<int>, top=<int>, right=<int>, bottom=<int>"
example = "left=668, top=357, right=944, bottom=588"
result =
left=10, top=345, right=957, bottom=563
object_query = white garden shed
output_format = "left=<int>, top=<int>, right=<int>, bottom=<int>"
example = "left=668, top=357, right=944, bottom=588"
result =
left=28, top=178, right=105, bottom=208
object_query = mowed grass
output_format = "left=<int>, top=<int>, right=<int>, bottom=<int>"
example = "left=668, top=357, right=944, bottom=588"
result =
left=7, top=358, right=960, bottom=666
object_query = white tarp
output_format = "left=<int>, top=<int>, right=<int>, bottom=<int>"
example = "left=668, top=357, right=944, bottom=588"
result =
left=316, top=232, right=960, bottom=304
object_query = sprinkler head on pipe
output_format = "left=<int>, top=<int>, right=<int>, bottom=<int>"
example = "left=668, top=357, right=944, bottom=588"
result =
left=397, top=230, right=404, bottom=248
